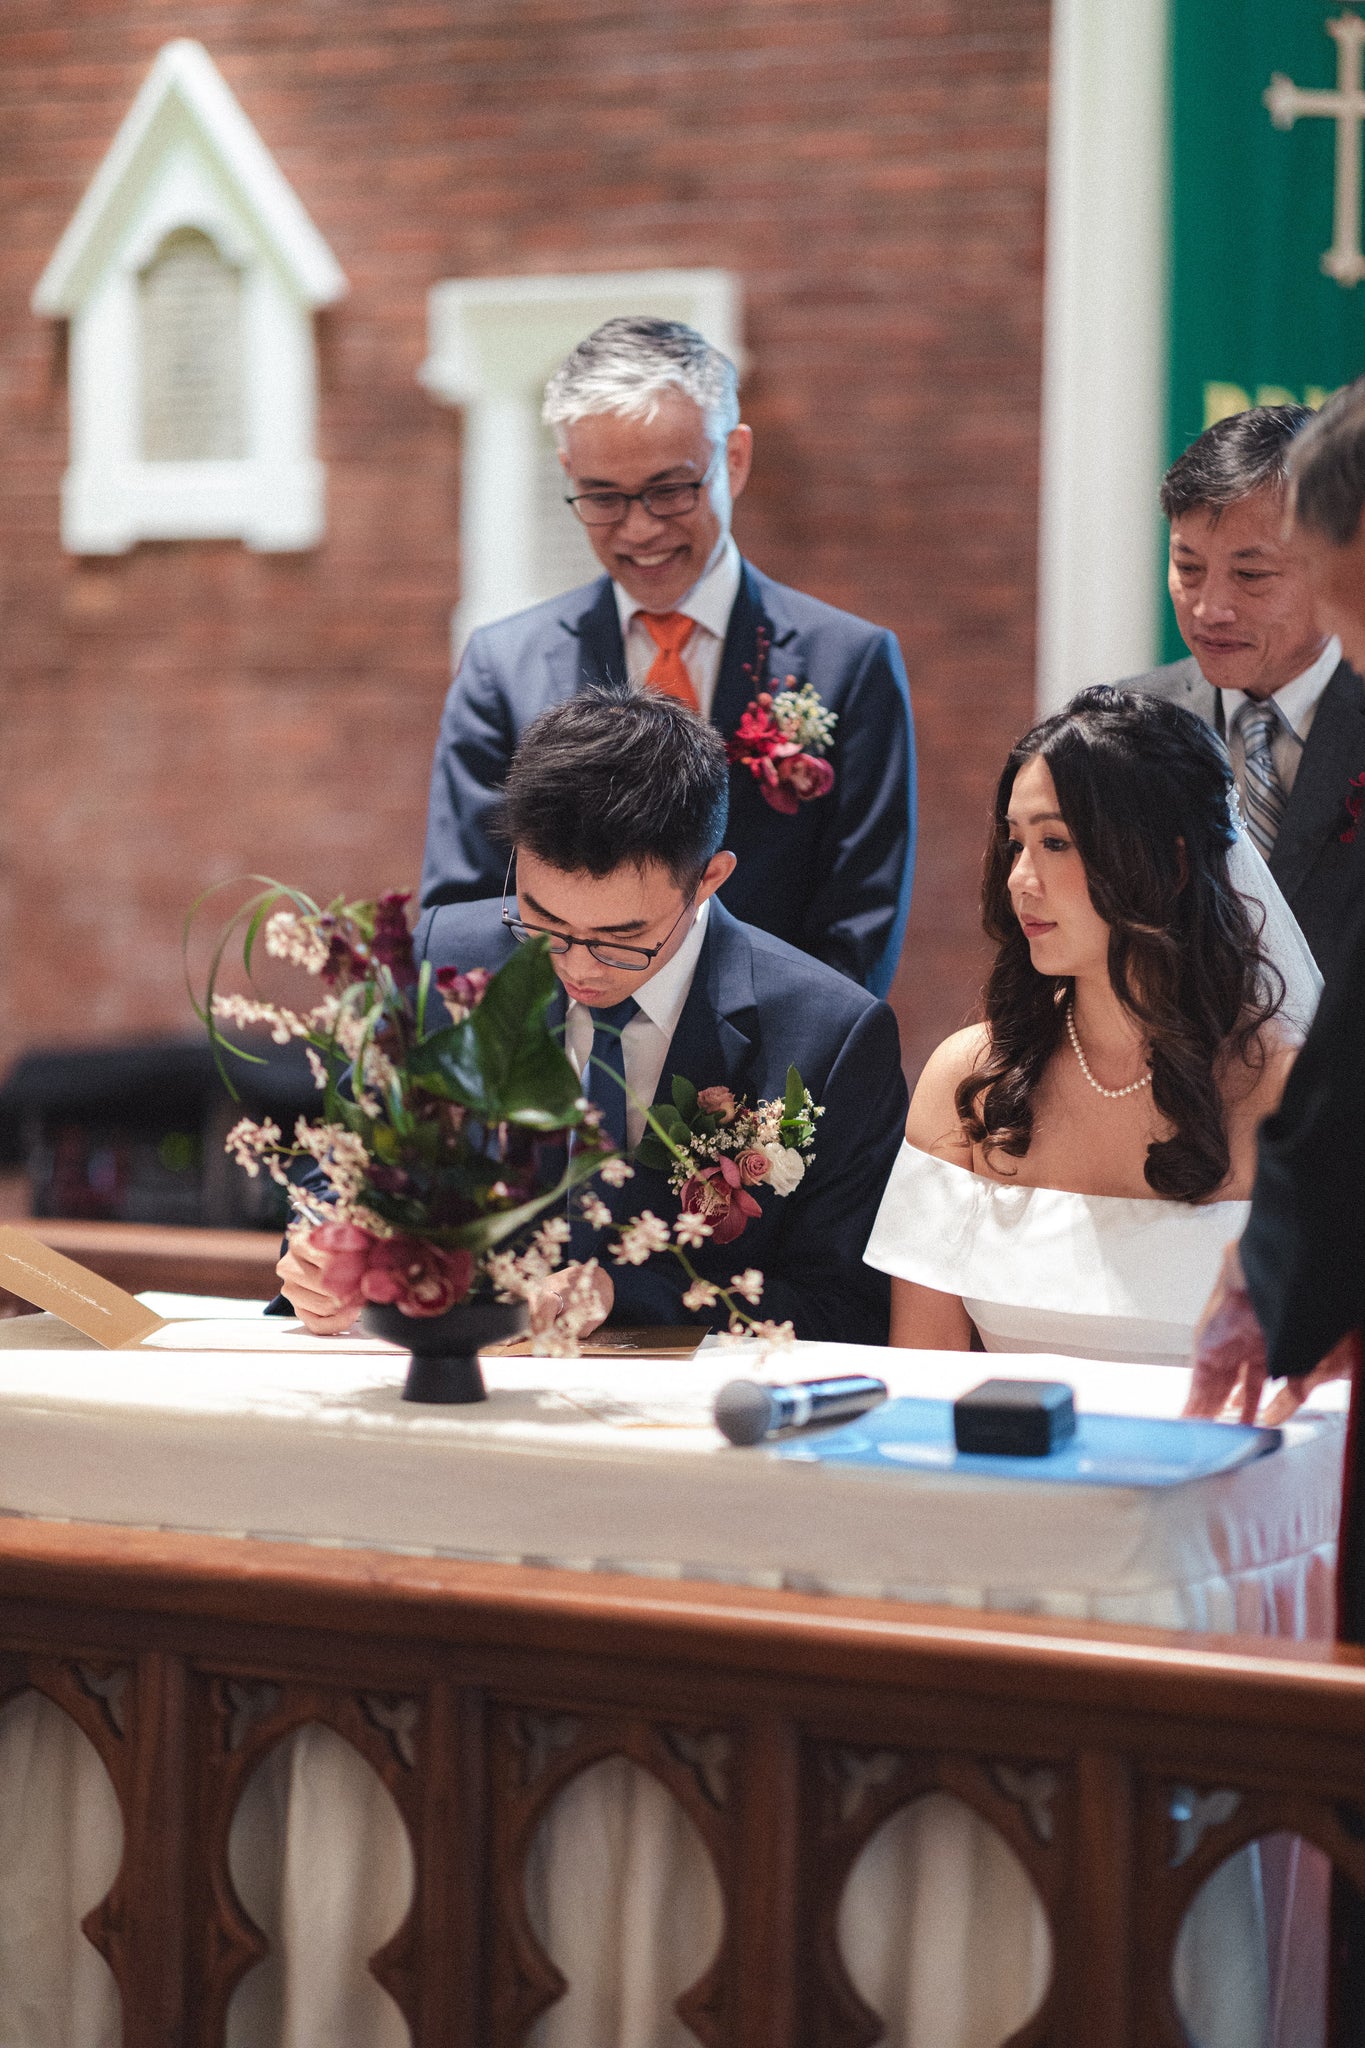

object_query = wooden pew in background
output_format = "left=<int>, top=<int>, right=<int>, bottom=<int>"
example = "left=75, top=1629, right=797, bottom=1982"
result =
left=1, top=1218, right=279, bottom=1307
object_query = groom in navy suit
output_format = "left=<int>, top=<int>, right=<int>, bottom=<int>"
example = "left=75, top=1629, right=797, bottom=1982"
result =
left=279, top=693, right=907, bottom=1344
left=419, top=317, right=915, bottom=999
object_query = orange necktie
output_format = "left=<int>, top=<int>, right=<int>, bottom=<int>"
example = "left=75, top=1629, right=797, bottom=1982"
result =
left=640, top=611, right=700, bottom=713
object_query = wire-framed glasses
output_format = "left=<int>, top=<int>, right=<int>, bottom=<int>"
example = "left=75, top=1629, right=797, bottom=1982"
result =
left=500, top=856, right=695, bottom=972
left=563, top=449, right=721, bottom=527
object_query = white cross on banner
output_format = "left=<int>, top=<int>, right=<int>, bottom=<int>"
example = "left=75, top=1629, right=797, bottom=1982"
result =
left=1265, top=10, right=1365, bottom=286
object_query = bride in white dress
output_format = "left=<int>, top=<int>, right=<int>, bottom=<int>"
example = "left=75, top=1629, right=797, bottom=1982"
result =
left=862, top=686, right=1323, bottom=2048
left=867, top=687, right=1316, bottom=1365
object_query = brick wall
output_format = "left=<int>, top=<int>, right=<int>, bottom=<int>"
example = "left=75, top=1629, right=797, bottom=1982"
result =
left=0, top=0, right=1049, bottom=1089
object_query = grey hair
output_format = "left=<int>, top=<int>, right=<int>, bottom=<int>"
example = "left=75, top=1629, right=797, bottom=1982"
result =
left=542, top=317, right=740, bottom=443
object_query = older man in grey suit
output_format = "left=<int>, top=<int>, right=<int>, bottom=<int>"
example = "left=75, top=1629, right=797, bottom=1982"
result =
left=1122, top=404, right=1365, bottom=987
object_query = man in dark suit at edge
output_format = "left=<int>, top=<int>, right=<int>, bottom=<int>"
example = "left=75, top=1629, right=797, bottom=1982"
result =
left=419, top=317, right=915, bottom=999
left=1121, top=403, right=1365, bottom=988
left=1186, top=375, right=1365, bottom=1642
left=279, top=693, right=908, bottom=1347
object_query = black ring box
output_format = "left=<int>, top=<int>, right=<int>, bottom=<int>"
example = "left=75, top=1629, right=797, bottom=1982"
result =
left=953, top=1378, right=1077, bottom=1458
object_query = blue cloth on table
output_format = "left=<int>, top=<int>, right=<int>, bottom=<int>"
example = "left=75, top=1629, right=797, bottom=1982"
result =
left=771, top=1396, right=1281, bottom=1487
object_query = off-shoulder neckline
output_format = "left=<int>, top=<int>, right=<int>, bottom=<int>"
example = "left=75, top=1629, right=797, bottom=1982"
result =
left=900, top=1142, right=1251, bottom=1215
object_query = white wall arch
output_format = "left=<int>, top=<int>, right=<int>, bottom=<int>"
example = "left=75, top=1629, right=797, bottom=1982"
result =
left=32, top=39, right=347, bottom=555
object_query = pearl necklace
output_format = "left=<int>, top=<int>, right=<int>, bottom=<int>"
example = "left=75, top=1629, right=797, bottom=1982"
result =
left=1065, top=1003, right=1152, bottom=1100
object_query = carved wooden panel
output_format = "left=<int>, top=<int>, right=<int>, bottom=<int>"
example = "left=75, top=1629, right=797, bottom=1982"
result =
left=0, top=1522, right=1360, bottom=2047
left=186, top=1672, right=427, bottom=2042
left=488, top=1701, right=734, bottom=2045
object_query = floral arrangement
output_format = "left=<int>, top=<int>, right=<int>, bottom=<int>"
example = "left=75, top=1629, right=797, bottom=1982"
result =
left=194, top=883, right=806, bottom=1354
left=195, top=883, right=615, bottom=1321
left=726, top=627, right=837, bottom=815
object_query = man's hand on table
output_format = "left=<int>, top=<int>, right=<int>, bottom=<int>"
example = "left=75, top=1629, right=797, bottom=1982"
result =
left=527, top=1264, right=614, bottom=1340
left=276, top=1231, right=615, bottom=1344
left=277, top=1229, right=363, bottom=1336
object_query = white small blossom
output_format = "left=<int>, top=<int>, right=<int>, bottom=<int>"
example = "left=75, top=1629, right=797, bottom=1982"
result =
left=292, top=1119, right=373, bottom=1207
left=610, top=1210, right=671, bottom=1265
left=224, top=1116, right=283, bottom=1179
left=211, top=993, right=312, bottom=1046
left=579, top=1192, right=614, bottom=1231
left=761, top=1141, right=806, bottom=1196
left=264, top=908, right=330, bottom=974
left=682, top=1278, right=720, bottom=1311
left=674, top=1211, right=713, bottom=1248
left=599, top=1155, right=635, bottom=1188
left=750, top=1318, right=796, bottom=1347
left=769, top=681, right=838, bottom=754
left=730, top=1268, right=765, bottom=1306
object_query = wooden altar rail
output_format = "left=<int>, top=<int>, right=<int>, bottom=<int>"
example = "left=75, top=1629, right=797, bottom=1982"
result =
left=5, top=1218, right=281, bottom=1301
left=0, top=1517, right=1362, bottom=2048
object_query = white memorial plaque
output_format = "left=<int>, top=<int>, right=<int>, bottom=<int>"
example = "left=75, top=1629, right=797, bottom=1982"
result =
left=139, top=227, right=244, bottom=462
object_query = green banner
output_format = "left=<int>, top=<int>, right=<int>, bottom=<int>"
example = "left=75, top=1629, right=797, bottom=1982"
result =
left=1166, top=2, right=1365, bottom=657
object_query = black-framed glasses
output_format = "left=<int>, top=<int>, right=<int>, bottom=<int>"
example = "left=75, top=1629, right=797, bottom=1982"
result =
left=563, top=448, right=721, bottom=527
left=500, top=855, right=695, bottom=973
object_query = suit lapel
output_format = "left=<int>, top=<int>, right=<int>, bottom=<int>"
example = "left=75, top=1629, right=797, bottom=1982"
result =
left=557, top=577, right=627, bottom=697
left=1271, top=663, right=1365, bottom=902
left=709, top=562, right=806, bottom=738
left=660, top=907, right=755, bottom=1105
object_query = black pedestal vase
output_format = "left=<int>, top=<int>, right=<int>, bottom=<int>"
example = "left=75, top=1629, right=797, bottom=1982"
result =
left=361, top=1299, right=529, bottom=1403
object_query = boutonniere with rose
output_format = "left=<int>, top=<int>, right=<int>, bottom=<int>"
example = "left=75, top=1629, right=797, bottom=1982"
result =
left=1341, top=769, right=1365, bottom=843
left=726, top=628, right=838, bottom=814
left=599, top=1066, right=822, bottom=1341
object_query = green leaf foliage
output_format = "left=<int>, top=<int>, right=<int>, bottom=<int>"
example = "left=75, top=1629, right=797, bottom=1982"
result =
left=671, top=1074, right=699, bottom=1120
left=407, top=939, right=583, bottom=1129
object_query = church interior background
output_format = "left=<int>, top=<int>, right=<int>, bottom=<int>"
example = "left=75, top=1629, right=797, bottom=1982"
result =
left=16, top=0, right=1363, bottom=1217
left=0, top=2, right=1049, bottom=1156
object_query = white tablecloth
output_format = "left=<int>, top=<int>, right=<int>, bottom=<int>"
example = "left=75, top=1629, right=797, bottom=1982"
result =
left=0, top=1303, right=1345, bottom=2048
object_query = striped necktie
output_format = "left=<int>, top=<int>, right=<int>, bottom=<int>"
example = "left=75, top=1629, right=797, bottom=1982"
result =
left=1236, top=699, right=1287, bottom=861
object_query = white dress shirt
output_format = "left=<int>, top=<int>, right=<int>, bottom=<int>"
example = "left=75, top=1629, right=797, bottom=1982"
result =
left=1218, top=635, right=1341, bottom=803
left=614, top=535, right=742, bottom=719
left=563, top=899, right=711, bottom=1149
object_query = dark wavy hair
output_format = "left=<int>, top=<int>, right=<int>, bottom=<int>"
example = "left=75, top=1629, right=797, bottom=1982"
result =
left=955, top=687, right=1285, bottom=1202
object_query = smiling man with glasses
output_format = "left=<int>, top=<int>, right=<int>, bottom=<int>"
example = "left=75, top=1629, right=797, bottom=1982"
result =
left=418, top=316, right=916, bottom=1000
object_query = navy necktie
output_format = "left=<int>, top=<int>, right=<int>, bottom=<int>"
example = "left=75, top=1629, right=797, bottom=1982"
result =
left=587, top=997, right=640, bottom=1152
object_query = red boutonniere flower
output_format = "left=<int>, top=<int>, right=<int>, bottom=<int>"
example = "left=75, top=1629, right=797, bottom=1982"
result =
left=727, top=685, right=838, bottom=816
left=1341, top=771, right=1365, bottom=844
left=726, top=628, right=838, bottom=815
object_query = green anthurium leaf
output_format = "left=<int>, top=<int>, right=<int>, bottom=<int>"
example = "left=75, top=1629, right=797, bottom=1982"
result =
left=406, top=1018, right=488, bottom=1108
left=493, top=1028, right=586, bottom=1127
left=441, top=1146, right=610, bottom=1254
left=671, top=1073, right=698, bottom=1120
left=784, top=1063, right=805, bottom=1121
left=635, top=1134, right=674, bottom=1173
left=472, top=941, right=584, bottom=1125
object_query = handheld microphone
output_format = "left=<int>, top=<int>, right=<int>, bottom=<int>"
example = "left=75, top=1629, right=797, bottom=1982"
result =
left=714, top=1372, right=888, bottom=1446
